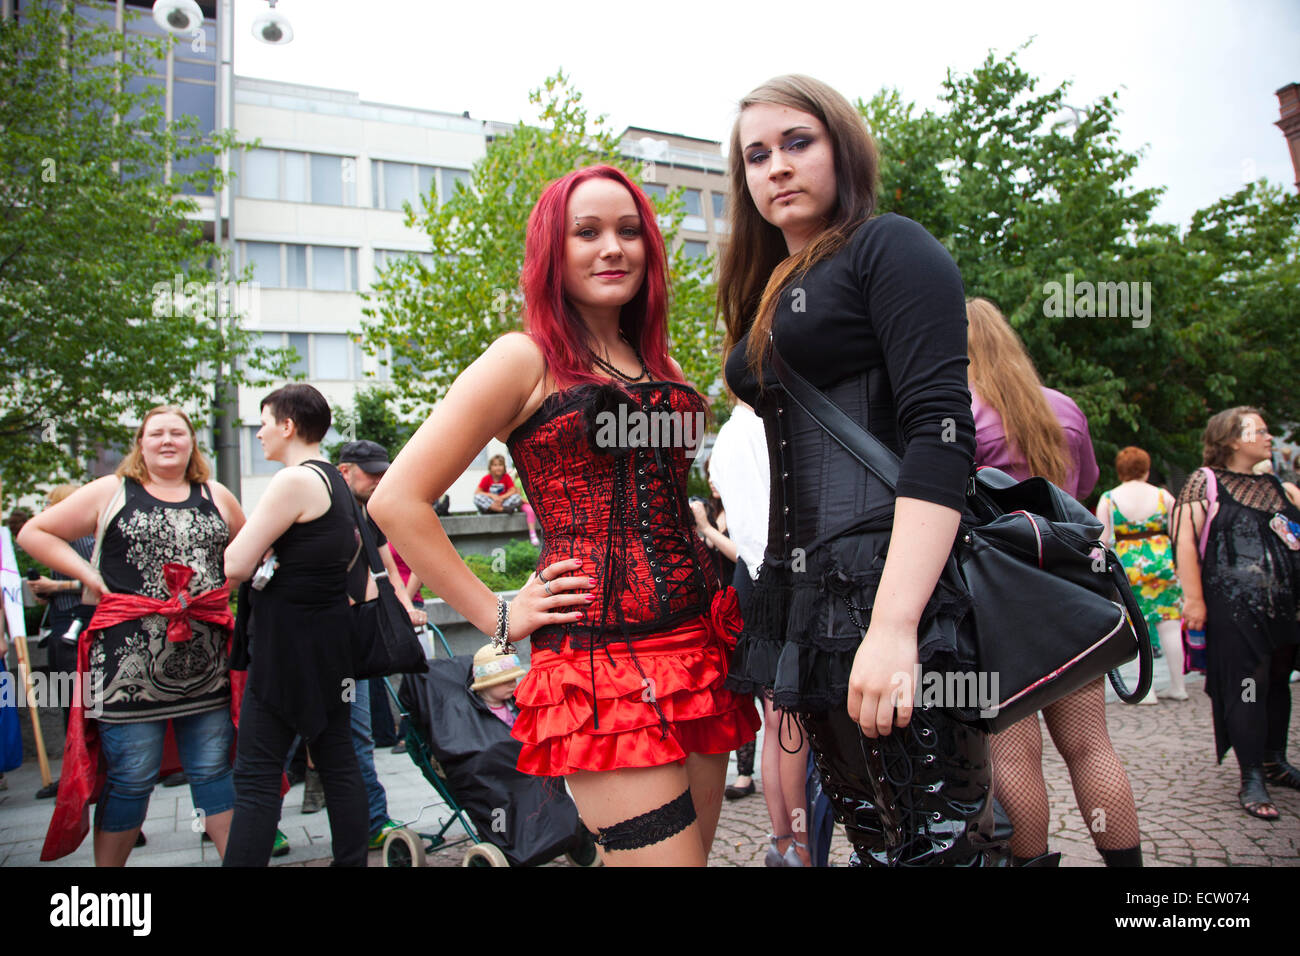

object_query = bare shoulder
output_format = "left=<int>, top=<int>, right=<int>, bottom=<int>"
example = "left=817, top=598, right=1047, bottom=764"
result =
left=484, top=331, right=546, bottom=377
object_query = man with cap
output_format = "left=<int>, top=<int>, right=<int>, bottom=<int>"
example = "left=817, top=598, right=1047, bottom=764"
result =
left=306, top=439, right=426, bottom=849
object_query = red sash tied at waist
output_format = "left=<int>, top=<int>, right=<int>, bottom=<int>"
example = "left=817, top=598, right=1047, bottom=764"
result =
left=40, top=565, right=246, bottom=862
left=87, top=563, right=233, bottom=642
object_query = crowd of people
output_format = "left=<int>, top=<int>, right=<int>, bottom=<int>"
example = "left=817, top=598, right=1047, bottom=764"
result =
left=2, top=72, right=1296, bottom=867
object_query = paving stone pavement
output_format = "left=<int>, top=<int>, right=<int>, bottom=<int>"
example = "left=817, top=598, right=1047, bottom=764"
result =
left=3, top=665, right=1297, bottom=867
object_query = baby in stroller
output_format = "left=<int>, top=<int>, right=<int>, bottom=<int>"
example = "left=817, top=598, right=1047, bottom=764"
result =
left=471, top=644, right=523, bottom=728
left=397, top=640, right=598, bottom=866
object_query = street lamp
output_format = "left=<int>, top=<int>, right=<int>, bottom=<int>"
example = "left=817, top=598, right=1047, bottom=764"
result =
left=252, top=0, right=294, bottom=45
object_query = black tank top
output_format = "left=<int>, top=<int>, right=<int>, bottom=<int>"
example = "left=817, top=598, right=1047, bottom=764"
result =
left=246, top=461, right=359, bottom=739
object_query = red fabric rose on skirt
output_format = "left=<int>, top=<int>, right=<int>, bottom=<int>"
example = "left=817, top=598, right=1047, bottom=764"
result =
left=708, top=586, right=743, bottom=652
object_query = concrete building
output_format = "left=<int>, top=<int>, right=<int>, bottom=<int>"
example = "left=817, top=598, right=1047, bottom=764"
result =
left=24, top=1, right=731, bottom=511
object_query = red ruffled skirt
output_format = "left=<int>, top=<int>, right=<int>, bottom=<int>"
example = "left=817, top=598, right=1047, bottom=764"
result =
left=512, top=590, right=760, bottom=776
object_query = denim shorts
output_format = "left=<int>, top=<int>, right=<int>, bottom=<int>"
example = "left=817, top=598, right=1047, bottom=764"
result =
left=94, top=707, right=235, bottom=832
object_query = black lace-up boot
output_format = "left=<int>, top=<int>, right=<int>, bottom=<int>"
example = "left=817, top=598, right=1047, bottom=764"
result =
left=802, top=708, right=1010, bottom=866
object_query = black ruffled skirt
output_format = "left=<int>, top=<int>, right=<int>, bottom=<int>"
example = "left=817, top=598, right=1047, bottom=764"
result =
left=725, top=521, right=975, bottom=715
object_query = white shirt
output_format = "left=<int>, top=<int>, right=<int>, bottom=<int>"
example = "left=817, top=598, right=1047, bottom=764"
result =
left=707, top=405, right=770, bottom=580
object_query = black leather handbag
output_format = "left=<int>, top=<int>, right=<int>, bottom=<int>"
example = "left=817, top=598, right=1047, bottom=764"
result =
left=770, top=343, right=1152, bottom=733
left=348, top=494, right=429, bottom=681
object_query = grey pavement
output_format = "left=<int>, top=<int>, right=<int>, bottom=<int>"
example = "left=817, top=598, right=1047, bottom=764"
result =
left=3, top=661, right=1298, bottom=866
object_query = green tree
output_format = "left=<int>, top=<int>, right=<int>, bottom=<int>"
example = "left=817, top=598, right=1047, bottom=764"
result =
left=0, top=4, right=289, bottom=497
left=361, top=72, right=722, bottom=420
left=860, top=45, right=1300, bottom=491
left=324, top=385, right=419, bottom=463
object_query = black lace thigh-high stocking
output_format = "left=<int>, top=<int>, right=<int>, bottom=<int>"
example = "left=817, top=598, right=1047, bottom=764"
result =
left=989, top=715, right=1051, bottom=859
left=1041, top=678, right=1141, bottom=852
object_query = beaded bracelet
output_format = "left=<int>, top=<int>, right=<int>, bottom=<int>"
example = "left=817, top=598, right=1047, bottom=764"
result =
left=492, top=595, right=515, bottom=654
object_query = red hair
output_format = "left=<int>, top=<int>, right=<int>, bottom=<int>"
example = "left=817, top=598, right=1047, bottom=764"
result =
left=521, top=165, right=678, bottom=388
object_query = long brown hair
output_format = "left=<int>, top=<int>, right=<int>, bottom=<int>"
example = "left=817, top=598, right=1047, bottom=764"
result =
left=116, top=405, right=211, bottom=485
left=1202, top=406, right=1263, bottom=468
left=966, top=298, right=1070, bottom=487
left=717, top=75, right=879, bottom=374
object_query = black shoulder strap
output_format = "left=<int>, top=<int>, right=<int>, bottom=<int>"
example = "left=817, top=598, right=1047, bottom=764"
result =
left=300, top=461, right=335, bottom=497
left=767, top=336, right=902, bottom=492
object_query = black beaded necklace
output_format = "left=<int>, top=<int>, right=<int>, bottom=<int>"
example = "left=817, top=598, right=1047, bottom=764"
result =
left=592, top=334, right=646, bottom=383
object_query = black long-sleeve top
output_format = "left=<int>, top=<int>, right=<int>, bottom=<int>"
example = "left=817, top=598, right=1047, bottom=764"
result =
left=726, top=213, right=975, bottom=512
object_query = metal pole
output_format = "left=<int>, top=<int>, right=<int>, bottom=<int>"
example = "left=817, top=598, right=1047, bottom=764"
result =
left=213, top=0, right=241, bottom=497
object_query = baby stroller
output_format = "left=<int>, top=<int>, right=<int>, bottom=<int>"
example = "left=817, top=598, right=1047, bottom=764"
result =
left=381, top=625, right=599, bottom=867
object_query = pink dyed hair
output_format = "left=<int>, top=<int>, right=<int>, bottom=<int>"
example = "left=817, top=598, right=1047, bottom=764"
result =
left=520, top=165, right=679, bottom=388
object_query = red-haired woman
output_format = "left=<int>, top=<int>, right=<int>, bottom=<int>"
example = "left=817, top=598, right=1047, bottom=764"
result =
left=370, top=165, right=760, bottom=866
left=1098, top=446, right=1186, bottom=703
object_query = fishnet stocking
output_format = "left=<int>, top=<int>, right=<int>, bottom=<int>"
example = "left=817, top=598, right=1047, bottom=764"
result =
left=991, top=678, right=1141, bottom=857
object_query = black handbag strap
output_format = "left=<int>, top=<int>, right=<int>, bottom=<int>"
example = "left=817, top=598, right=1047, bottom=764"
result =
left=768, top=336, right=903, bottom=492
left=302, top=462, right=388, bottom=582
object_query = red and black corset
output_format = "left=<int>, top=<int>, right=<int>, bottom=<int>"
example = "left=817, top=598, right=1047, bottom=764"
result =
left=507, top=381, right=718, bottom=651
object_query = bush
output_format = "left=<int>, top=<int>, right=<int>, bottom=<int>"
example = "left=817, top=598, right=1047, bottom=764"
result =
left=460, top=538, right=540, bottom=592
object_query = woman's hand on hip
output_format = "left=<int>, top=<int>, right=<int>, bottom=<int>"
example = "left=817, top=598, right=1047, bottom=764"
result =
left=508, top=558, right=595, bottom=641
left=847, top=619, right=918, bottom=738
left=1183, top=597, right=1206, bottom=632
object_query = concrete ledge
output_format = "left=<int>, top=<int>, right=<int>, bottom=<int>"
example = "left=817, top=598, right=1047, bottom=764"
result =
left=442, top=512, right=531, bottom=557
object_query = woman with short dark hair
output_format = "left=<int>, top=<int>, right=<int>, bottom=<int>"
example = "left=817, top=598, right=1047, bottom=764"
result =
left=222, top=383, right=369, bottom=866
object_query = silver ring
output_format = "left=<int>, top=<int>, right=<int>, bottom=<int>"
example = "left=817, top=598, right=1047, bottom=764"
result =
left=543, top=579, right=555, bottom=597
left=538, top=568, right=550, bottom=583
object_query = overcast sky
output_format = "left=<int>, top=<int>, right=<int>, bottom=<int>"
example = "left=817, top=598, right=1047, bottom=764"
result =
left=231, top=0, right=1300, bottom=229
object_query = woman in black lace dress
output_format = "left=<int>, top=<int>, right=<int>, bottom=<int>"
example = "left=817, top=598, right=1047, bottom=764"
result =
left=1173, top=406, right=1300, bottom=820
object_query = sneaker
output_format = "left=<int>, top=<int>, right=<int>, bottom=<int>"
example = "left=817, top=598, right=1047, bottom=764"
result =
left=368, top=819, right=403, bottom=851
left=1138, top=690, right=1160, bottom=706
left=391, top=740, right=407, bottom=755
left=271, top=829, right=291, bottom=858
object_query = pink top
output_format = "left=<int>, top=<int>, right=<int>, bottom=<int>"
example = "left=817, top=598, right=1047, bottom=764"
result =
left=971, top=387, right=1099, bottom=500
left=388, top=544, right=412, bottom=587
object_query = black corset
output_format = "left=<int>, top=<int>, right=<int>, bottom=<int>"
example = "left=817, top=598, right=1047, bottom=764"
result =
left=761, top=367, right=902, bottom=560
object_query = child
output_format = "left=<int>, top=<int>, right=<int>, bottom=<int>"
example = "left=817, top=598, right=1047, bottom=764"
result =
left=473, top=454, right=522, bottom=514
left=471, top=644, right=526, bottom=729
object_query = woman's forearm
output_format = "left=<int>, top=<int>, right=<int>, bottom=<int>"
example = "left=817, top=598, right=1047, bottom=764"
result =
left=870, top=497, right=961, bottom=632
left=17, top=527, right=96, bottom=586
left=1174, top=534, right=1204, bottom=603
left=372, top=494, right=499, bottom=636
left=700, top=524, right=740, bottom=563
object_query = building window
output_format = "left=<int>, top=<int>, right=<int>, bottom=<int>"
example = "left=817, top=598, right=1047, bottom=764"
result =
left=711, top=191, right=726, bottom=220
left=642, top=183, right=667, bottom=204
left=239, top=148, right=356, bottom=205
left=683, top=240, right=710, bottom=260
left=240, top=242, right=359, bottom=291
left=374, top=248, right=436, bottom=272
left=372, top=160, right=470, bottom=211
left=314, top=334, right=352, bottom=380
left=244, top=242, right=281, bottom=286
left=682, top=189, right=703, bottom=217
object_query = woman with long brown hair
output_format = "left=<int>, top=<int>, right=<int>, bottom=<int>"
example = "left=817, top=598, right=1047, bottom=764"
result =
left=966, top=297, right=1143, bottom=866
left=718, top=75, right=1006, bottom=866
